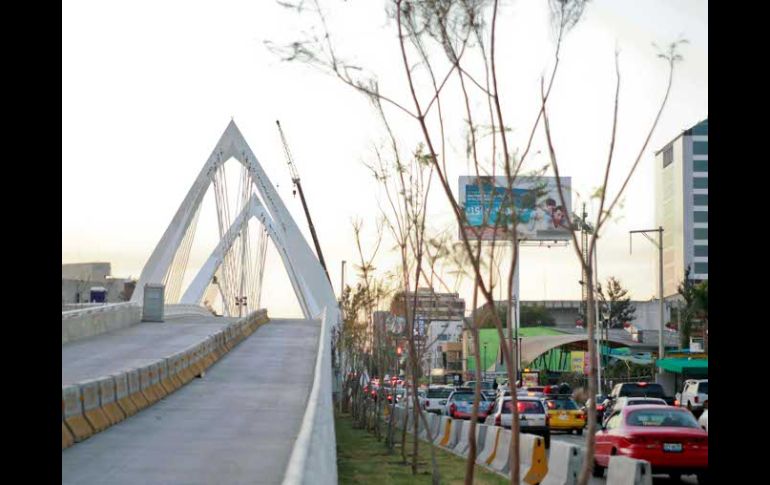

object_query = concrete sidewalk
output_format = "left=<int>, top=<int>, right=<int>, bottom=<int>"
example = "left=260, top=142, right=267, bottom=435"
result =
left=62, top=315, right=238, bottom=386
left=62, top=318, right=320, bottom=485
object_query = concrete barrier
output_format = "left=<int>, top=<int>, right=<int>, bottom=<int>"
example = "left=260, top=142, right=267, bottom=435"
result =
left=542, top=441, right=583, bottom=485
left=444, top=419, right=464, bottom=450
left=454, top=422, right=489, bottom=458
left=490, top=428, right=513, bottom=473
left=126, top=368, right=149, bottom=411
left=519, top=433, right=548, bottom=484
left=606, top=456, right=652, bottom=485
left=148, top=362, right=166, bottom=399
left=62, top=421, right=75, bottom=449
left=96, top=375, right=125, bottom=425
left=62, top=302, right=142, bottom=344
left=113, top=372, right=137, bottom=417
left=435, top=416, right=453, bottom=447
left=139, top=365, right=160, bottom=404
left=62, top=385, right=94, bottom=442
left=167, top=355, right=184, bottom=390
left=80, top=379, right=111, bottom=432
left=477, top=425, right=501, bottom=466
left=157, top=359, right=174, bottom=394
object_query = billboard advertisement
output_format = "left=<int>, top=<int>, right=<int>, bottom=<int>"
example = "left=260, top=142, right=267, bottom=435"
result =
left=458, top=176, right=573, bottom=241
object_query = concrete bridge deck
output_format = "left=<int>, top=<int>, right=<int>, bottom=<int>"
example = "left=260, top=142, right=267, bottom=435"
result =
left=62, top=314, right=238, bottom=386
left=62, top=318, right=320, bottom=485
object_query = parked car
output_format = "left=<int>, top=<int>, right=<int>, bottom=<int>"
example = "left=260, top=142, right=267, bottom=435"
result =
left=424, top=386, right=453, bottom=414
left=609, top=382, right=674, bottom=405
left=486, top=396, right=551, bottom=448
left=446, top=389, right=494, bottom=421
left=544, top=396, right=586, bottom=435
left=602, top=397, right=668, bottom=426
left=593, top=405, right=708, bottom=482
left=678, top=379, right=708, bottom=416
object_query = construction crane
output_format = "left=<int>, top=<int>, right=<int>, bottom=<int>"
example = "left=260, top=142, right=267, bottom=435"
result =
left=276, top=120, right=331, bottom=284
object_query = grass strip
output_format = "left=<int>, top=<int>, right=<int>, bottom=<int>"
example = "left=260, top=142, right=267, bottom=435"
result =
left=335, top=412, right=508, bottom=484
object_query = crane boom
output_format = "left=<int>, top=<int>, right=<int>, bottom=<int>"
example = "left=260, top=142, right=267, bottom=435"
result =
left=276, top=120, right=331, bottom=284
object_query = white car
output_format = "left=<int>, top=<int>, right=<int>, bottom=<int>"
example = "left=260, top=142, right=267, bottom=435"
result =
left=485, top=396, right=550, bottom=448
left=423, top=386, right=453, bottom=414
left=679, top=379, right=708, bottom=413
left=698, top=408, right=708, bottom=433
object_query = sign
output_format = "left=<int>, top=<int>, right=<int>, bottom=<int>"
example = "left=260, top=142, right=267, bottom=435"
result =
left=570, top=351, right=590, bottom=375
left=522, top=371, right=539, bottom=387
left=458, top=176, right=573, bottom=241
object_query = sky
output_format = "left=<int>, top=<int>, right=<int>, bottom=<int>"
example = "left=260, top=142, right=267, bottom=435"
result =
left=62, top=0, right=708, bottom=317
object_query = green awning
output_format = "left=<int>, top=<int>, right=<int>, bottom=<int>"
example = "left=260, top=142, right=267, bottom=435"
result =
left=656, top=358, right=708, bottom=373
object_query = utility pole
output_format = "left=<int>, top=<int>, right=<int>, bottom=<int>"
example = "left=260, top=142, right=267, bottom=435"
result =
left=630, top=227, right=665, bottom=373
left=276, top=120, right=331, bottom=284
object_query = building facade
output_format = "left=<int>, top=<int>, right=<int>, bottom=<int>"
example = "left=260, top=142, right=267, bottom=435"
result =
left=655, top=119, right=708, bottom=298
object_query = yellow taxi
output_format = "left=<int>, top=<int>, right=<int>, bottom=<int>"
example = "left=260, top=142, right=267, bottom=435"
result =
left=544, top=396, right=586, bottom=435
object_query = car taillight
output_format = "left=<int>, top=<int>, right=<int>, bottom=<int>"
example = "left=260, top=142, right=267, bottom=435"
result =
left=694, top=396, right=699, bottom=404
left=450, top=403, right=456, bottom=415
left=495, top=414, right=501, bottom=426
left=388, top=395, right=392, bottom=401
left=577, top=413, right=586, bottom=421
left=674, top=400, right=680, bottom=407
left=517, top=402, right=525, bottom=413
left=488, top=402, right=495, bottom=413
left=597, top=405, right=605, bottom=411
left=371, top=390, right=376, bottom=396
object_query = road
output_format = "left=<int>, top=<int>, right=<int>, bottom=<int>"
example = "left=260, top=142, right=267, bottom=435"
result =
left=550, top=432, right=699, bottom=484
left=62, top=318, right=320, bottom=485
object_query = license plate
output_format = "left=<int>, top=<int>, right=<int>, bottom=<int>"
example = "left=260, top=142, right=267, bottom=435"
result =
left=663, top=443, right=682, bottom=452
left=559, top=414, right=568, bottom=420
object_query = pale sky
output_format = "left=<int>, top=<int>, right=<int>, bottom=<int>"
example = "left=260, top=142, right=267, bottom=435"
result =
left=62, top=0, right=707, bottom=317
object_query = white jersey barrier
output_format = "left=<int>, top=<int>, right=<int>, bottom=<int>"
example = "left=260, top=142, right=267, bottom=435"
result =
left=606, top=456, right=653, bottom=485
left=476, top=425, right=501, bottom=466
left=541, top=441, right=583, bottom=485
left=454, top=422, right=489, bottom=458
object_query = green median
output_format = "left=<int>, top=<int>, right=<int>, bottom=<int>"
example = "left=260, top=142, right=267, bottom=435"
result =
left=335, top=412, right=508, bottom=485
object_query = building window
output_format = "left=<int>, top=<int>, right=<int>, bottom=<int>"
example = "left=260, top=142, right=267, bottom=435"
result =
left=694, top=228, right=708, bottom=240
left=694, top=262, right=708, bottom=274
left=694, top=245, right=708, bottom=257
left=693, top=211, right=708, bottom=223
left=693, top=177, right=708, bottom=189
left=662, top=145, right=674, bottom=168
left=693, top=194, right=708, bottom=206
left=693, top=160, right=708, bottom=172
left=693, top=141, right=708, bottom=155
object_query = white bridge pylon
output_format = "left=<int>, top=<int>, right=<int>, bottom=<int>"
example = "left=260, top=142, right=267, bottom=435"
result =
left=131, top=121, right=337, bottom=319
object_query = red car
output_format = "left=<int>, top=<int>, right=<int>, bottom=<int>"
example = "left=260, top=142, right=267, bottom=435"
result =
left=594, top=405, right=708, bottom=482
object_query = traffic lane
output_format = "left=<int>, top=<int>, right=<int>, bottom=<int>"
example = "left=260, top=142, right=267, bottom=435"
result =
left=549, top=432, right=699, bottom=484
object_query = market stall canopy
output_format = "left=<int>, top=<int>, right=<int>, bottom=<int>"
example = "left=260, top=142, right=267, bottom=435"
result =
left=655, top=357, right=708, bottom=373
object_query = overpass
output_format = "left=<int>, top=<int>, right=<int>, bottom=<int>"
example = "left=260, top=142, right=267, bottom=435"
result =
left=62, top=122, right=339, bottom=485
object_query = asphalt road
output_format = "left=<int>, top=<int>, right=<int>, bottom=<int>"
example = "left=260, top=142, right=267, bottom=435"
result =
left=550, top=431, right=700, bottom=484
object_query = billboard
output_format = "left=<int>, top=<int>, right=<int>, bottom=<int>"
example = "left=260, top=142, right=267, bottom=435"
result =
left=458, top=176, right=573, bottom=241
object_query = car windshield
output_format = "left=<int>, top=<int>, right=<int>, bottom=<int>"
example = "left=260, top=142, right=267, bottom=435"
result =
left=621, top=384, right=665, bottom=398
left=626, top=409, right=700, bottom=428
left=452, top=393, right=486, bottom=402
left=503, top=400, right=544, bottom=414
left=546, top=398, right=578, bottom=410
left=427, top=388, right=453, bottom=398
left=698, top=382, right=708, bottom=394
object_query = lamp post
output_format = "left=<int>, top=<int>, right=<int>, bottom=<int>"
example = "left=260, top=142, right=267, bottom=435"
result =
left=630, top=227, right=665, bottom=374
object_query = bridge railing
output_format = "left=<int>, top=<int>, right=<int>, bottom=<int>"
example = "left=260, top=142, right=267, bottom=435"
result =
left=282, top=306, right=339, bottom=485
